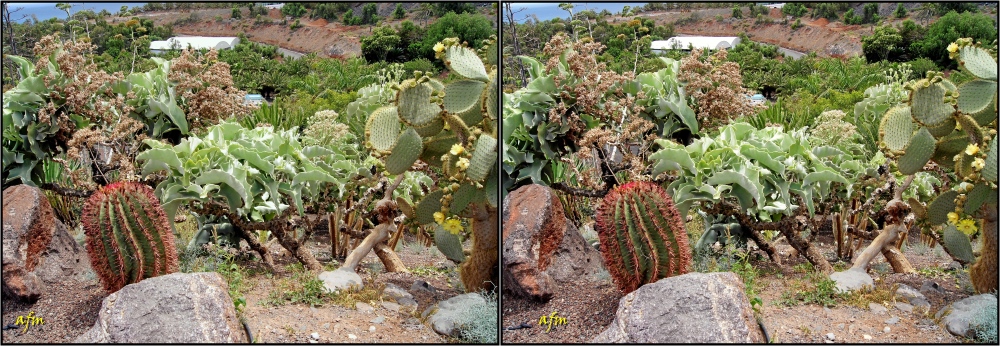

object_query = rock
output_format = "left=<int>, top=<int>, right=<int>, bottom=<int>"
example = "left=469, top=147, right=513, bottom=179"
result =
left=894, top=302, right=913, bottom=313
left=429, top=293, right=487, bottom=337
left=863, top=334, right=872, bottom=340
left=74, top=272, right=247, bottom=343
left=369, top=325, right=376, bottom=332
left=348, top=334, right=357, bottom=340
left=885, top=316, right=899, bottom=325
left=944, top=261, right=962, bottom=271
left=321, top=323, right=330, bottom=330
left=936, top=294, right=998, bottom=338
left=383, top=283, right=413, bottom=302
left=593, top=272, right=766, bottom=343
left=869, top=303, right=888, bottom=315
left=397, top=297, right=418, bottom=309
left=381, top=301, right=400, bottom=313
left=546, top=221, right=604, bottom=282
left=355, top=302, right=375, bottom=314
left=410, top=280, right=436, bottom=294
left=2, top=185, right=57, bottom=301
left=501, top=184, right=566, bottom=301
left=826, top=333, right=835, bottom=340
left=883, top=326, right=890, bottom=333
left=310, top=332, right=319, bottom=340
left=895, top=284, right=930, bottom=309
left=829, top=269, right=874, bottom=293
left=371, top=316, right=385, bottom=324
left=919, top=281, right=945, bottom=296
left=319, top=268, right=363, bottom=292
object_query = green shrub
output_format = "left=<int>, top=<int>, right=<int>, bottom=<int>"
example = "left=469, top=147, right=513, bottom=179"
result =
left=907, top=57, right=938, bottom=80
left=971, top=294, right=998, bottom=344
left=402, top=58, right=440, bottom=78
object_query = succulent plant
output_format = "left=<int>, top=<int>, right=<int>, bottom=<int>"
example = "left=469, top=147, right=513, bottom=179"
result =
left=878, top=38, right=998, bottom=294
left=595, top=181, right=692, bottom=294
left=81, top=181, right=179, bottom=293
left=363, top=36, right=500, bottom=293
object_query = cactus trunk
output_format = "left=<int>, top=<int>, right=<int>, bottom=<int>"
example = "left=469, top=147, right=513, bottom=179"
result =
left=460, top=203, right=498, bottom=292
left=82, top=182, right=179, bottom=293
left=971, top=205, right=998, bottom=294
left=596, top=181, right=692, bottom=294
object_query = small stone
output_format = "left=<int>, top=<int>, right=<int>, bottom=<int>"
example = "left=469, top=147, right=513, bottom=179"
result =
left=894, top=302, right=913, bottom=313
left=309, top=340, right=318, bottom=344
left=348, top=334, right=357, bottom=340
left=321, top=323, right=330, bottom=330
left=381, top=301, right=401, bottom=313
left=920, top=281, right=944, bottom=295
left=885, top=316, right=899, bottom=325
left=826, top=333, right=835, bottom=340
left=356, top=302, right=375, bottom=314
left=836, top=323, right=845, bottom=330
left=883, top=326, right=890, bottom=333
left=863, top=334, right=872, bottom=340
left=369, top=325, right=376, bottom=333
left=869, top=303, right=887, bottom=315
left=411, top=280, right=437, bottom=294
left=371, top=316, right=385, bottom=324
left=310, top=332, right=319, bottom=340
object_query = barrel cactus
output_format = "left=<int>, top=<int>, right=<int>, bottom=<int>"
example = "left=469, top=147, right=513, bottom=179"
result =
left=878, top=38, right=997, bottom=294
left=595, top=181, right=692, bottom=294
left=81, top=181, right=179, bottom=293
left=365, top=36, right=499, bottom=292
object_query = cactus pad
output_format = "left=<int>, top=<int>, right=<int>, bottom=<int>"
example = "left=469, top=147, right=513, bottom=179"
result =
left=985, top=136, right=998, bottom=182
left=941, top=224, right=975, bottom=264
left=968, top=96, right=997, bottom=126
left=445, top=45, right=489, bottom=82
left=879, top=106, right=914, bottom=152
left=964, top=183, right=993, bottom=215
left=485, top=165, right=498, bottom=208
left=434, top=224, right=466, bottom=262
left=397, top=79, right=443, bottom=128
left=911, top=80, right=956, bottom=127
left=396, top=196, right=415, bottom=219
left=450, top=183, right=480, bottom=215
left=413, top=117, right=445, bottom=138
left=457, top=100, right=484, bottom=127
left=596, top=181, right=691, bottom=294
left=926, top=116, right=957, bottom=138
left=932, top=131, right=971, bottom=164
left=444, top=113, right=471, bottom=145
left=957, top=80, right=997, bottom=115
left=385, top=128, right=423, bottom=175
left=366, top=106, right=401, bottom=152
left=443, top=80, right=486, bottom=114
left=957, top=113, right=986, bottom=145
left=414, top=189, right=443, bottom=225
left=483, top=76, right=498, bottom=122
left=82, top=182, right=179, bottom=293
left=958, top=46, right=998, bottom=81
left=466, top=134, right=497, bottom=182
left=927, top=190, right=959, bottom=226
left=898, top=128, right=936, bottom=175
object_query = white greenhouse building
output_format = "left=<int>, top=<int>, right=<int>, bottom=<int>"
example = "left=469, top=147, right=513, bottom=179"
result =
left=651, top=36, right=742, bottom=52
left=150, top=36, right=241, bottom=54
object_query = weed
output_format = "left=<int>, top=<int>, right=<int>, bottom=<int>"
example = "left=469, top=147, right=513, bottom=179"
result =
left=970, top=293, right=998, bottom=344
left=792, top=262, right=814, bottom=274
left=264, top=263, right=329, bottom=308
left=179, top=243, right=252, bottom=313
left=841, top=283, right=897, bottom=309
left=778, top=271, right=841, bottom=308
left=411, top=265, right=449, bottom=278
left=454, top=290, right=498, bottom=344
left=328, top=278, right=386, bottom=309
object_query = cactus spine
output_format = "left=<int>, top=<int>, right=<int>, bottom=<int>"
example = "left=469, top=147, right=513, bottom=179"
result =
left=596, top=181, right=692, bottom=294
left=81, top=182, right=179, bottom=293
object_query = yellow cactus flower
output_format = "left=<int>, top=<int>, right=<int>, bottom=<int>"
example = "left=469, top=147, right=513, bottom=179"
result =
left=433, top=212, right=445, bottom=224
left=433, top=42, right=445, bottom=53
left=956, top=219, right=978, bottom=236
left=443, top=218, right=463, bottom=234
left=965, top=144, right=979, bottom=156
left=947, top=42, right=959, bottom=53
left=947, top=212, right=960, bottom=224
left=972, top=157, right=985, bottom=171
left=456, top=157, right=470, bottom=170
left=450, top=144, right=464, bottom=156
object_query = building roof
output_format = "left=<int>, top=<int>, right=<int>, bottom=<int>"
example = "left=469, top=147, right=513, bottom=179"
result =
left=651, top=36, right=741, bottom=51
left=149, top=37, right=240, bottom=51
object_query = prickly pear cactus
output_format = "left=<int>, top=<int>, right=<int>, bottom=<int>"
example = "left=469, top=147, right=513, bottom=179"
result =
left=364, top=36, right=500, bottom=292
left=879, top=38, right=998, bottom=294
left=595, top=181, right=692, bottom=294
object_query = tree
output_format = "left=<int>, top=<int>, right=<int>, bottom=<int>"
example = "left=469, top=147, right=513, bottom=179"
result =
left=732, top=5, right=742, bottom=19
left=894, top=3, right=907, bottom=18
left=862, top=3, right=880, bottom=24
left=418, top=12, right=493, bottom=62
left=231, top=6, right=241, bottom=19
left=281, top=2, right=306, bottom=19
left=393, top=3, right=405, bottom=20
left=912, top=11, right=997, bottom=68
left=362, top=3, right=379, bottom=25
left=360, top=25, right=402, bottom=62
left=861, top=25, right=903, bottom=62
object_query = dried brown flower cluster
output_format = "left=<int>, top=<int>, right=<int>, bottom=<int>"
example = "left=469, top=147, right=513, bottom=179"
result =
left=169, top=49, right=255, bottom=131
left=678, top=48, right=754, bottom=131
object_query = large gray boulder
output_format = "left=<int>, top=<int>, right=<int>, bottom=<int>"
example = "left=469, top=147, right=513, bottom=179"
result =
left=593, top=272, right=766, bottom=343
left=428, top=293, right=487, bottom=337
left=319, top=268, right=363, bottom=292
left=3, top=185, right=57, bottom=301
left=829, top=268, right=874, bottom=293
left=75, top=272, right=248, bottom=343
left=935, top=294, right=998, bottom=338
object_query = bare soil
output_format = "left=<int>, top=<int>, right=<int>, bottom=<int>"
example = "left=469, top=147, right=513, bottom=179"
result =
left=501, top=226, right=978, bottom=343
left=1, top=278, right=104, bottom=343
